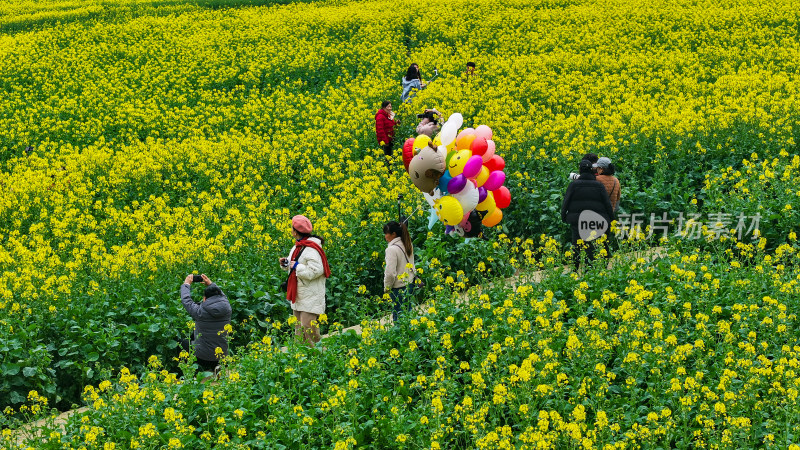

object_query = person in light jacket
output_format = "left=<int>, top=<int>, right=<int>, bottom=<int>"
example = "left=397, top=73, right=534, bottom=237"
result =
left=180, top=274, right=232, bottom=372
left=279, top=215, right=331, bottom=346
left=401, top=63, right=427, bottom=103
left=383, top=221, right=415, bottom=321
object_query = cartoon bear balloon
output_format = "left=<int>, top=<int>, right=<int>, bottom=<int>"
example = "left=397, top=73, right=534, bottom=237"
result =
left=408, top=144, right=446, bottom=195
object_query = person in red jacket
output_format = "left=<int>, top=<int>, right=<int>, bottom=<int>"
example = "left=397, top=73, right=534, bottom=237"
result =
left=375, top=100, right=399, bottom=159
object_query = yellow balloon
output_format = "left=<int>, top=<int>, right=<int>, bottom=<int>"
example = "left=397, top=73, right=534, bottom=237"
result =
left=482, top=208, right=503, bottom=227
left=476, top=191, right=496, bottom=216
left=414, top=135, right=432, bottom=151
left=447, top=149, right=472, bottom=177
left=432, top=133, right=442, bottom=147
left=435, top=196, right=464, bottom=226
left=475, top=165, right=491, bottom=185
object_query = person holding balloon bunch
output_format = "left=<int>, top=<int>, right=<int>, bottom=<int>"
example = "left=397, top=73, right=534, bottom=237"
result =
left=404, top=112, right=512, bottom=237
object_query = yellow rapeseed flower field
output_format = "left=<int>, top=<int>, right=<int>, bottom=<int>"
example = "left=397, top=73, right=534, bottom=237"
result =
left=0, top=1, right=799, bottom=447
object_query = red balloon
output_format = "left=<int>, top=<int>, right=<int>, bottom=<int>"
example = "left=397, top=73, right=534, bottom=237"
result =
left=402, top=138, right=415, bottom=171
left=485, top=155, right=506, bottom=172
left=470, top=136, right=488, bottom=157
left=494, top=186, right=511, bottom=209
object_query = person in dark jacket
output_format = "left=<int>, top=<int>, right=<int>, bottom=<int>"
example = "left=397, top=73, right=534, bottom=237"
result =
left=561, top=159, right=614, bottom=269
left=568, top=153, right=598, bottom=180
left=180, top=274, right=232, bottom=372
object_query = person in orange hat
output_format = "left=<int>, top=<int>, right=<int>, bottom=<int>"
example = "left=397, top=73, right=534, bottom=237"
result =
left=279, top=215, right=331, bottom=346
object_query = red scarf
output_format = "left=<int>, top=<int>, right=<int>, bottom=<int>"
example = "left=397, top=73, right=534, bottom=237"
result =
left=286, top=239, right=331, bottom=303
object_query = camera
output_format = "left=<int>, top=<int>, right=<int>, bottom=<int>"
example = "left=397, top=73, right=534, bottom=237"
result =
left=416, top=110, right=439, bottom=125
left=193, top=274, right=203, bottom=283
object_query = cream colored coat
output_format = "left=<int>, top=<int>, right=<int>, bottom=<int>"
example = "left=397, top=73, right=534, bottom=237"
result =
left=282, top=237, right=327, bottom=315
left=384, top=237, right=415, bottom=291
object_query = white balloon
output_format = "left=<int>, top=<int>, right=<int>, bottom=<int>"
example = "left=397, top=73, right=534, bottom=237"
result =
left=439, top=113, right=463, bottom=147
left=423, top=188, right=442, bottom=208
left=452, top=181, right=479, bottom=213
left=449, top=113, right=464, bottom=129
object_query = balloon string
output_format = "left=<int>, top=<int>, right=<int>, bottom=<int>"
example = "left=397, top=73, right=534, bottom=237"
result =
left=402, top=205, right=425, bottom=224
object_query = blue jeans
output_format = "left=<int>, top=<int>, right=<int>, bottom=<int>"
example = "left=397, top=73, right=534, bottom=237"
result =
left=391, top=285, right=412, bottom=321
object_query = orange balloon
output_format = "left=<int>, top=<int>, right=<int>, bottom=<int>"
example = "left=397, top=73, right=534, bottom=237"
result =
left=482, top=208, right=503, bottom=227
left=456, top=134, right=476, bottom=151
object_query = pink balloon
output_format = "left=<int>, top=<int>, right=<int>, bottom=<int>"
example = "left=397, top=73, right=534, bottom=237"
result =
left=481, top=139, right=496, bottom=162
left=447, top=174, right=467, bottom=194
left=474, top=124, right=493, bottom=140
left=462, top=155, right=484, bottom=178
left=456, top=128, right=475, bottom=141
left=483, top=171, right=506, bottom=191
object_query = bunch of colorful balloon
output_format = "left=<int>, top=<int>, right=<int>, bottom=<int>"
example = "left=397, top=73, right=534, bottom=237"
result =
left=403, top=113, right=511, bottom=237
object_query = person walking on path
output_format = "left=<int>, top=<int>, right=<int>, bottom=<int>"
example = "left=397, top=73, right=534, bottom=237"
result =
left=594, top=157, right=620, bottom=212
left=561, top=159, right=614, bottom=270
left=279, top=215, right=331, bottom=346
left=383, top=221, right=416, bottom=321
left=568, top=153, right=598, bottom=180
left=594, top=156, right=621, bottom=258
left=179, top=274, right=232, bottom=372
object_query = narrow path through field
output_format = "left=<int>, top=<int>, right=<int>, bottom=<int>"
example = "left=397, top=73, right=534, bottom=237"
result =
left=13, top=246, right=666, bottom=445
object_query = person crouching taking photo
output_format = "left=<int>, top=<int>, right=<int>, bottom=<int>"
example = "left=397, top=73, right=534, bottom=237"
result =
left=180, top=274, right=232, bottom=372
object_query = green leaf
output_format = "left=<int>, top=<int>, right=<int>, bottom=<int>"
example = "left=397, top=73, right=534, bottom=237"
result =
left=148, top=323, right=161, bottom=333
left=22, top=367, right=37, bottom=377
left=87, top=352, right=100, bottom=362
left=9, top=390, right=25, bottom=404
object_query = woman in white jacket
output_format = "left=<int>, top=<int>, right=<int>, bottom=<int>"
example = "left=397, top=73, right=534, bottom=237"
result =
left=279, top=215, right=331, bottom=346
left=383, top=221, right=416, bottom=321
